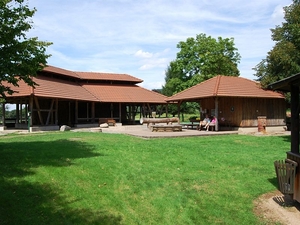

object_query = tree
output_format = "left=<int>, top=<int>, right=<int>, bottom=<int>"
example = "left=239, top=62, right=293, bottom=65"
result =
left=254, top=0, right=300, bottom=87
left=162, top=33, right=241, bottom=96
left=162, top=33, right=240, bottom=118
left=0, top=0, right=52, bottom=97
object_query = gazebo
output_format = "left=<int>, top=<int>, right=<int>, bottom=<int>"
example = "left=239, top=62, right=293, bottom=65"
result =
left=167, top=75, right=286, bottom=132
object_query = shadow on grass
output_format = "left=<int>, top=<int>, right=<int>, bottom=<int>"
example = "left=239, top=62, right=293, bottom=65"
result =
left=0, top=180, right=122, bottom=225
left=0, top=139, right=122, bottom=225
left=278, top=135, right=291, bottom=143
left=0, top=139, right=103, bottom=178
left=268, top=177, right=278, bottom=188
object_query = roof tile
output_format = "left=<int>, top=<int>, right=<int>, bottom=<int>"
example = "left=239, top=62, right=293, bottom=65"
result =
left=75, top=72, right=143, bottom=83
left=42, top=65, right=80, bottom=79
left=81, top=84, right=166, bottom=103
left=167, top=75, right=284, bottom=101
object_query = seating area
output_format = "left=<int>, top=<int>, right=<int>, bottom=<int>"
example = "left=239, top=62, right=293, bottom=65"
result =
left=198, top=122, right=216, bottom=131
left=199, top=115, right=217, bottom=131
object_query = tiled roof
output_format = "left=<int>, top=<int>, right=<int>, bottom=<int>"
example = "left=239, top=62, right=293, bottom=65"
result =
left=42, top=65, right=80, bottom=79
left=3, top=80, right=33, bottom=97
left=41, top=65, right=143, bottom=84
left=75, top=72, right=143, bottom=83
left=4, top=76, right=166, bottom=103
left=42, top=66, right=143, bottom=84
left=32, top=77, right=98, bottom=101
left=5, top=76, right=98, bottom=101
left=167, top=75, right=285, bottom=102
left=81, top=83, right=166, bottom=103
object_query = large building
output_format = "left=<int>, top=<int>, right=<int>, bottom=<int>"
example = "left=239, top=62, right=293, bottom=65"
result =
left=1, top=65, right=167, bottom=131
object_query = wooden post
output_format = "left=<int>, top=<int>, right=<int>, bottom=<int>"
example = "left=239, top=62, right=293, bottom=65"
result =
left=119, top=102, right=122, bottom=123
left=177, top=101, right=182, bottom=121
left=20, top=103, right=23, bottom=124
left=55, top=99, right=58, bottom=125
left=29, top=96, right=33, bottom=127
left=215, top=97, right=219, bottom=131
left=166, top=104, right=168, bottom=118
left=46, top=99, right=55, bottom=125
left=68, top=101, right=71, bottom=126
left=34, top=97, right=44, bottom=125
left=16, top=103, right=19, bottom=125
left=1, top=103, right=5, bottom=127
left=290, top=84, right=299, bottom=154
left=86, top=102, right=89, bottom=122
left=110, top=103, right=113, bottom=119
left=92, top=102, right=95, bottom=123
left=75, top=100, right=78, bottom=124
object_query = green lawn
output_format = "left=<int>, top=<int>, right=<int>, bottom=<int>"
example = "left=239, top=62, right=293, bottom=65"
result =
left=0, top=132, right=290, bottom=225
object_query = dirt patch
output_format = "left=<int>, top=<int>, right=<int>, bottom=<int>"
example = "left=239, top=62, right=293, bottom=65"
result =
left=254, top=190, right=300, bottom=224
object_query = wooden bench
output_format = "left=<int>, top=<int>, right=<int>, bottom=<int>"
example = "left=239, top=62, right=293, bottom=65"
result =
left=150, top=124, right=182, bottom=132
left=198, top=123, right=216, bottom=131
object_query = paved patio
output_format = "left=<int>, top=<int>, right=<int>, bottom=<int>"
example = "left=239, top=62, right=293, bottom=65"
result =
left=1, top=124, right=290, bottom=139
left=96, top=125, right=238, bottom=138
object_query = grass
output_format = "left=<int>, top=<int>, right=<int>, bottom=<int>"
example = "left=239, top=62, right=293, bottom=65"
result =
left=0, top=132, right=290, bottom=224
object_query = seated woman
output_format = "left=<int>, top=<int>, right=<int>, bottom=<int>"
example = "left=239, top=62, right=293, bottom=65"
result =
left=204, top=116, right=217, bottom=131
left=198, top=114, right=211, bottom=131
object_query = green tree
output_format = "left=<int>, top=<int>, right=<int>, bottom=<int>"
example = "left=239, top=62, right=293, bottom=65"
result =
left=162, top=33, right=241, bottom=96
left=0, top=0, right=52, bottom=97
left=162, top=33, right=240, bottom=117
left=254, top=0, right=300, bottom=87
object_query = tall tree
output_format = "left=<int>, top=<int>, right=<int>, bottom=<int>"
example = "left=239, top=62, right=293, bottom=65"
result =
left=0, top=0, right=52, bottom=97
left=162, top=33, right=241, bottom=96
left=254, top=0, right=300, bottom=87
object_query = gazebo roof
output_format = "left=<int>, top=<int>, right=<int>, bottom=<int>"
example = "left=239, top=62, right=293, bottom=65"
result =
left=167, top=75, right=284, bottom=102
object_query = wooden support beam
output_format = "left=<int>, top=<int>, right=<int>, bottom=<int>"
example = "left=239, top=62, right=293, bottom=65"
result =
left=46, top=99, right=55, bottom=125
left=119, top=102, right=122, bottom=123
left=75, top=100, right=78, bottom=124
left=290, top=84, right=299, bottom=154
left=214, top=97, right=219, bottom=131
left=55, top=99, right=58, bottom=125
left=29, top=96, right=33, bottom=127
left=1, top=103, right=5, bottom=126
left=92, top=102, right=95, bottom=123
left=86, top=102, right=89, bottom=121
left=16, top=104, right=19, bottom=124
left=34, top=97, right=44, bottom=125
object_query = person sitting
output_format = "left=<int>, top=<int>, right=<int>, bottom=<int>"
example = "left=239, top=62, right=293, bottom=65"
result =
left=198, top=114, right=211, bottom=131
left=204, top=116, right=217, bottom=131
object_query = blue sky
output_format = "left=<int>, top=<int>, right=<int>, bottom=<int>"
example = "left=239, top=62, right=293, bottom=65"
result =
left=28, top=0, right=292, bottom=90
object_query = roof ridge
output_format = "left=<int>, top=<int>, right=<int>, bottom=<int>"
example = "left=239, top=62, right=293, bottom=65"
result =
left=213, top=75, right=221, bottom=96
left=80, top=83, right=100, bottom=101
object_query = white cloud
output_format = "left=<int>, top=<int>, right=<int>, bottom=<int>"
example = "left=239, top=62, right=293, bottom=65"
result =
left=135, top=50, right=153, bottom=58
left=26, top=0, right=292, bottom=88
left=272, top=4, right=286, bottom=24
